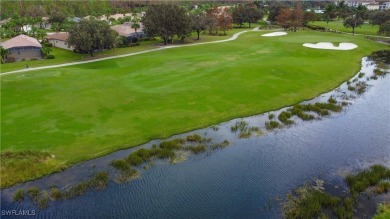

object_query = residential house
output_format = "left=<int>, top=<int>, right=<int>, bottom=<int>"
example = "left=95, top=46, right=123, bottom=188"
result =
left=41, top=17, right=51, bottom=29
left=111, top=22, right=144, bottom=37
left=379, top=2, right=390, bottom=10
left=45, top=32, right=74, bottom=50
left=1, top=34, right=42, bottom=61
left=366, top=2, right=380, bottom=10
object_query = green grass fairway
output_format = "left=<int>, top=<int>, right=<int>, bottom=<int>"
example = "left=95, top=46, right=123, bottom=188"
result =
left=0, top=28, right=251, bottom=73
left=309, top=21, right=380, bottom=35
left=0, top=30, right=386, bottom=187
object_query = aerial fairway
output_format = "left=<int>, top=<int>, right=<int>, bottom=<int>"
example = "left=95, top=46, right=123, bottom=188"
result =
left=0, top=30, right=385, bottom=187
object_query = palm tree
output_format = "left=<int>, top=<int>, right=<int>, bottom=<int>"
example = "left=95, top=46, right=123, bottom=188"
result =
left=335, top=1, right=348, bottom=32
left=323, top=4, right=336, bottom=31
left=346, top=4, right=367, bottom=36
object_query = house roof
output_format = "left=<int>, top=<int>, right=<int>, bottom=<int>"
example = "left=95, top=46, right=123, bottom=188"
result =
left=111, top=24, right=133, bottom=36
left=109, top=14, right=125, bottom=20
left=2, top=34, right=42, bottom=49
left=45, top=32, right=69, bottom=41
left=111, top=22, right=144, bottom=36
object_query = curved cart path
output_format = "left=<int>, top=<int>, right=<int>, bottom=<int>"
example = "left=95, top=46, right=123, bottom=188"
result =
left=1, top=28, right=261, bottom=76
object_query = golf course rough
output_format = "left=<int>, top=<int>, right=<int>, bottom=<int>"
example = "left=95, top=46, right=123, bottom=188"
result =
left=0, top=30, right=386, bottom=188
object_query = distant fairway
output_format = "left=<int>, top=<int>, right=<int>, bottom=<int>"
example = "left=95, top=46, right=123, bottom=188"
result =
left=0, top=30, right=386, bottom=187
left=309, top=21, right=380, bottom=35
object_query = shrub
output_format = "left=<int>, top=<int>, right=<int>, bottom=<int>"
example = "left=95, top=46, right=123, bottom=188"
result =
left=37, top=193, right=50, bottom=209
left=358, top=72, right=365, bottom=78
left=13, top=189, right=24, bottom=202
left=268, top=114, right=275, bottom=120
left=211, top=140, right=230, bottom=150
left=50, top=188, right=62, bottom=200
left=278, top=111, right=293, bottom=125
left=64, top=182, right=89, bottom=198
left=375, top=181, right=390, bottom=194
left=135, top=148, right=153, bottom=161
left=265, top=121, right=281, bottom=130
left=186, top=145, right=206, bottom=154
left=231, top=120, right=248, bottom=132
left=314, top=102, right=342, bottom=112
left=154, top=148, right=175, bottom=159
left=129, top=42, right=140, bottom=47
left=328, top=96, right=337, bottom=104
left=110, top=159, right=131, bottom=171
left=186, top=134, right=202, bottom=142
left=159, top=139, right=183, bottom=150
left=90, top=171, right=109, bottom=190
left=238, top=131, right=251, bottom=138
left=127, top=153, right=144, bottom=166
left=27, top=186, right=40, bottom=201
left=374, top=68, right=386, bottom=76
left=345, top=165, right=390, bottom=197
left=320, top=109, right=330, bottom=116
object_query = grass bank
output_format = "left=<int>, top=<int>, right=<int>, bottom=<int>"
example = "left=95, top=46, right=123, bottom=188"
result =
left=0, top=30, right=386, bottom=187
left=309, top=21, right=380, bottom=36
left=0, top=28, right=253, bottom=73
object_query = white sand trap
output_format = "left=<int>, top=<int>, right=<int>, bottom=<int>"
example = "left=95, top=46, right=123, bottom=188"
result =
left=303, top=42, right=358, bottom=50
left=261, top=32, right=287, bottom=37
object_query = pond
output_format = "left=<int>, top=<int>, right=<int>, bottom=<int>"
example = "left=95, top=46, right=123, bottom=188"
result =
left=1, top=58, right=389, bottom=218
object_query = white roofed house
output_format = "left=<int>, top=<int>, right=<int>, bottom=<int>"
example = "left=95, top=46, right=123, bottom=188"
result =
left=1, top=34, right=42, bottom=62
left=379, top=2, right=390, bottom=10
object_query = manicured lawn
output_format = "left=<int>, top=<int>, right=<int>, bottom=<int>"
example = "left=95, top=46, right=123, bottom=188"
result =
left=0, top=28, right=253, bottom=73
left=309, top=20, right=380, bottom=35
left=0, top=30, right=385, bottom=187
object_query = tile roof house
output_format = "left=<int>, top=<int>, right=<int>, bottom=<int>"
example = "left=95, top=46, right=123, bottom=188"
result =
left=1, top=34, right=42, bottom=61
left=110, top=22, right=144, bottom=37
left=45, top=32, right=74, bottom=50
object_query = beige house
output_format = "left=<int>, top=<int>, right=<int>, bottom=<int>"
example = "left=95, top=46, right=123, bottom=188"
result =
left=111, top=22, right=144, bottom=37
left=1, top=34, right=42, bottom=61
left=45, top=32, right=74, bottom=50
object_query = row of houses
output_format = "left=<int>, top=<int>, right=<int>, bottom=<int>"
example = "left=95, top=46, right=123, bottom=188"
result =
left=1, top=20, right=145, bottom=62
left=345, top=1, right=390, bottom=10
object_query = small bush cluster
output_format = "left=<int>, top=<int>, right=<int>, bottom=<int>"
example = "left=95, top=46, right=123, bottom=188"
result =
left=345, top=165, right=390, bottom=198
left=355, top=82, right=367, bottom=94
left=374, top=68, right=386, bottom=76
left=231, top=120, right=248, bottom=132
left=369, top=50, right=390, bottom=64
left=265, top=121, right=281, bottom=130
left=13, top=189, right=24, bottom=202
left=278, top=111, right=293, bottom=125
left=282, top=185, right=352, bottom=219
left=186, top=145, right=206, bottom=154
left=186, top=134, right=202, bottom=142
left=211, top=140, right=230, bottom=150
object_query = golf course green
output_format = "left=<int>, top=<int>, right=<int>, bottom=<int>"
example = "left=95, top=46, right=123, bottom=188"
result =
left=0, top=30, right=386, bottom=187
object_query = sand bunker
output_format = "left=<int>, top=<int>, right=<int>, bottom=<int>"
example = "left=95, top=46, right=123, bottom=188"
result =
left=261, top=32, right=287, bottom=37
left=303, top=42, right=358, bottom=50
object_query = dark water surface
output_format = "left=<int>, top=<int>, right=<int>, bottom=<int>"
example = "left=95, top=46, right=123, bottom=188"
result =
left=1, top=58, right=389, bottom=218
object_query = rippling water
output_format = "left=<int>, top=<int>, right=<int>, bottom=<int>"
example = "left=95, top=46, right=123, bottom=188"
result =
left=1, top=58, right=389, bottom=218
